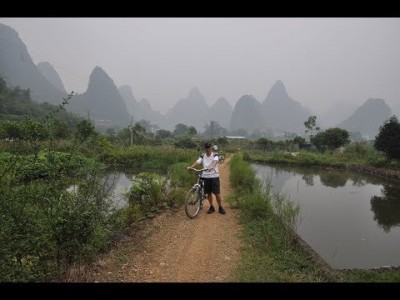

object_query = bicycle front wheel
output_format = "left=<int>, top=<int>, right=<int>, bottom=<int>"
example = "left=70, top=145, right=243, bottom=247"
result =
left=184, top=187, right=201, bottom=219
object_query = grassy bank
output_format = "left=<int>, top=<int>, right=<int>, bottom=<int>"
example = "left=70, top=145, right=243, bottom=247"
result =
left=247, top=147, right=400, bottom=182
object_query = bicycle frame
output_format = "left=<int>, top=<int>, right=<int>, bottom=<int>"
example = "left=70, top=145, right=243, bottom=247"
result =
left=185, top=168, right=207, bottom=219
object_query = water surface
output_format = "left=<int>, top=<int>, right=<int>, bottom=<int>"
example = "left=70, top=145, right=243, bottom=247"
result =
left=251, top=163, right=400, bottom=269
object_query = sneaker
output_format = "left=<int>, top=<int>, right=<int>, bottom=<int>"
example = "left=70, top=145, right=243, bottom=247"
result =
left=207, top=206, right=215, bottom=214
left=218, top=206, right=226, bottom=214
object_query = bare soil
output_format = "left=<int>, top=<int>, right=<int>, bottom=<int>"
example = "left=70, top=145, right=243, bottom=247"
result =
left=71, top=157, right=243, bottom=282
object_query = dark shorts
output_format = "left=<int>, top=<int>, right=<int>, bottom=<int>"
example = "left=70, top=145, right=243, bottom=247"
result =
left=203, top=177, right=220, bottom=195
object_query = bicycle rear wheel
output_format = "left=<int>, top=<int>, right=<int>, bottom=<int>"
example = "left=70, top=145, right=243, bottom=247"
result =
left=185, top=187, right=201, bottom=219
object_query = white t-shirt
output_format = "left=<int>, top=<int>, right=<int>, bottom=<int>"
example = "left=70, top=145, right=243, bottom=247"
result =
left=196, top=152, right=219, bottom=178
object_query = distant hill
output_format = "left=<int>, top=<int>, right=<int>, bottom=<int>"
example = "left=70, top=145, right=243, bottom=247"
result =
left=262, top=80, right=312, bottom=135
left=0, top=23, right=66, bottom=104
left=229, top=81, right=312, bottom=136
left=118, top=85, right=164, bottom=126
left=0, top=75, right=81, bottom=123
left=209, top=97, right=232, bottom=130
left=319, top=101, right=359, bottom=129
left=118, top=85, right=140, bottom=118
left=164, top=87, right=209, bottom=131
left=68, top=66, right=131, bottom=127
left=136, top=98, right=164, bottom=126
left=230, top=95, right=263, bottom=134
left=37, top=61, right=67, bottom=93
left=337, top=98, right=392, bottom=139
left=4, top=22, right=395, bottom=136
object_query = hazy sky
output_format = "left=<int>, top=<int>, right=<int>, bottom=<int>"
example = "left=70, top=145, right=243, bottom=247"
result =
left=1, top=18, right=399, bottom=116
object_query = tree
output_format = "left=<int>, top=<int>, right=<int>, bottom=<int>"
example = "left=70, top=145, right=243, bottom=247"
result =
left=75, top=119, right=96, bottom=142
left=311, top=127, right=350, bottom=152
left=156, top=129, right=172, bottom=139
left=0, top=76, right=6, bottom=93
left=374, top=116, right=400, bottom=163
left=203, top=121, right=224, bottom=137
left=138, top=119, right=151, bottom=132
left=116, top=127, right=131, bottom=145
left=1, top=120, right=24, bottom=139
left=188, top=126, right=197, bottom=137
left=105, top=128, right=116, bottom=136
left=293, top=136, right=306, bottom=146
left=173, top=123, right=189, bottom=136
left=53, top=120, right=71, bottom=139
left=174, top=137, right=196, bottom=149
left=133, top=122, right=146, bottom=133
left=130, top=123, right=146, bottom=145
left=304, top=115, right=320, bottom=138
left=255, top=137, right=272, bottom=151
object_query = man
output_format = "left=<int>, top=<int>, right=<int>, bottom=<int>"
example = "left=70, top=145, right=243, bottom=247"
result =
left=187, top=142, right=226, bottom=214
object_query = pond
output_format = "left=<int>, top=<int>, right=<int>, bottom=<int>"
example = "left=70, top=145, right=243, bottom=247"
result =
left=251, top=163, right=400, bottom=269
left=67, top=168, right=136, bottom=210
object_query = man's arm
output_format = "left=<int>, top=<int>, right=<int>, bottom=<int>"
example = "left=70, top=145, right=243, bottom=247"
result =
left=188, top=161, right=200, bottom=170
left=207, top=157, right=219, bottom=171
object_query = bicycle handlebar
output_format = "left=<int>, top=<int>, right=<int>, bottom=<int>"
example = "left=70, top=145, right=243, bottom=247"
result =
left=188, top=167, right=208, bottom=173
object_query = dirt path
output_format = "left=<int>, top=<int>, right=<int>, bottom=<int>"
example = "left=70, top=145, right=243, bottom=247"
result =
left=78, top=157, right=243, bottom=282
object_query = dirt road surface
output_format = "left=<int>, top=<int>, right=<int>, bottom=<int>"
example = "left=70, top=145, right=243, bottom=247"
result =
left=78, top=157, right=243, bottom=282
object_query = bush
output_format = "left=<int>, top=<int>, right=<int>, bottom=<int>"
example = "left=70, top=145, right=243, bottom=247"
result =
left=125, top=172, right=168, bottom=217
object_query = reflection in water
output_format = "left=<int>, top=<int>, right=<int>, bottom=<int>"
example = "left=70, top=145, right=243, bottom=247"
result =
left=67, top=168, right=137, bottom=211
left=370, top=184, right=400, bottom=233
left=102, top=171, right=135, bottom=210
left=302, top=173, right=314, bottom=186
left=251, top=163, right=400, bottom=269
left=319, top=172, right=348, bottom=188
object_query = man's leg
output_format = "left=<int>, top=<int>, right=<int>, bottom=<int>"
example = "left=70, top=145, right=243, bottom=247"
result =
left=205, top=178, right=215, bottom=213
left=207, top=192, right=214, bottom=207
left=213, top=178, right=226, bottom=214
left=215, top=193, right=222, bottom=207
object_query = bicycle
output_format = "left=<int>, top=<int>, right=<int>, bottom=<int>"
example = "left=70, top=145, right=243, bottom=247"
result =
left=213, top=145, right=224, bottom=164
left=185, top=167, right=208, bottom=219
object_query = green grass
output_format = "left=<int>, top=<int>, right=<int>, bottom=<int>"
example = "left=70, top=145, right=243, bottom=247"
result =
left=340, top=268, right=400, bottom=282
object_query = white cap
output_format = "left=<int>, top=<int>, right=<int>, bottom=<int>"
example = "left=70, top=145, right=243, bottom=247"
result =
left=212, top=145, right=218, bottom=151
